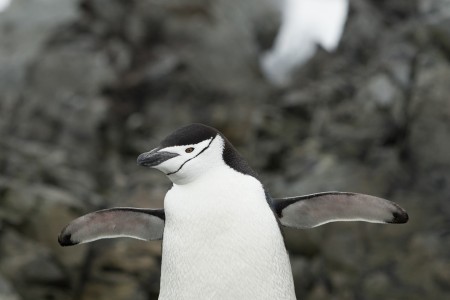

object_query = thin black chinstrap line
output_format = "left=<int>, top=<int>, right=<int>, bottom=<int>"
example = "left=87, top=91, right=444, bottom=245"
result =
left=166, top=135, right=216, bottom=176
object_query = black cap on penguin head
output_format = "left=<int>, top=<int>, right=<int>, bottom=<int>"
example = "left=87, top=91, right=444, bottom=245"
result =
left=160, top=124, right=219, bottom=148
left=159, top=123, right=258, bottom=178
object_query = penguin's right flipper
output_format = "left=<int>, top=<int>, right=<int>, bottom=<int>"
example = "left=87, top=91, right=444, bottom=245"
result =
left=58, top=208, right=165, bottom=246
left=273, top=192, right=408, bottom=229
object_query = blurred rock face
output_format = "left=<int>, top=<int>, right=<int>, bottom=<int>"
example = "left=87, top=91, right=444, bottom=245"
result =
left=0, top=0, right=449, bottom=299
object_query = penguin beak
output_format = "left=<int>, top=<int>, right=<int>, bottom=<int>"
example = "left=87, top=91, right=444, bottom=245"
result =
left=137, top=148, right=179, bottom=167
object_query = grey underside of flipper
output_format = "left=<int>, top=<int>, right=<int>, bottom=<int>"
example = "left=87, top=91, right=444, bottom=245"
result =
left=58, top=192, right=409, bottom=246
left=272, top=192, right=409, bottom=229
left=58, top=207, right=165, bottom=246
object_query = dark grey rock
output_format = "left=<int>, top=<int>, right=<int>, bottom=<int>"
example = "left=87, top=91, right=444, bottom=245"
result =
left=0, top=230, right=70, bottom=300
left=0, top=0, right=449, bottom=299
left=0, top=0, right=77, bottom=92
left=0, top=274, right=21, bottom=300
left=409, top=50, right=450, bottom=172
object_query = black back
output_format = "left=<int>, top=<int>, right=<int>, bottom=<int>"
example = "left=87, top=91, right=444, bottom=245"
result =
left=160, top=124, right=258, bottom=178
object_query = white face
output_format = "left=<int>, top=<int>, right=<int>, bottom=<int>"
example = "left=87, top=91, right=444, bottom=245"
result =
left=152, top=135, right=226, bottom=185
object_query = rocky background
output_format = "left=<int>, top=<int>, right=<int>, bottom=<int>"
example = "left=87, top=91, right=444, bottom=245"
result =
left=1, top=0, right=449, bottom=299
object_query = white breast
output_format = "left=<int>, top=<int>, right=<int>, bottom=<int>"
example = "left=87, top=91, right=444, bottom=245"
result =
left=159, top=167, right=296, bottom=300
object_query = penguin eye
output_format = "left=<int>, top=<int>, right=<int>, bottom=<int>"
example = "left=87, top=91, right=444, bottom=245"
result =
left=185, top=147, right=194, bottom=153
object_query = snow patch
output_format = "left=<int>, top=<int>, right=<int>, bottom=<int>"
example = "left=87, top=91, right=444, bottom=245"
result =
left=0, top=0, right=11, bottom=13
left=261, top=0, right=349, bottom=87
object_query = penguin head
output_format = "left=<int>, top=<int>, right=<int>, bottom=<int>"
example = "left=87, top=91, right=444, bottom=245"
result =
left=137, top=124, right=229, bottom=184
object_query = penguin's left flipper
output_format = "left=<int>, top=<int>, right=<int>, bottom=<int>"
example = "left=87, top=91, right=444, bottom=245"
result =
left=273, top=192, right=408, bottom=229
left=58, top=208, right=165, bottom=246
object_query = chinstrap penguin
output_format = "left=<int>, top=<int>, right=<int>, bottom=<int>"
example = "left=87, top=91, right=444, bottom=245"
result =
left=59, top=123, right=408, bottom=299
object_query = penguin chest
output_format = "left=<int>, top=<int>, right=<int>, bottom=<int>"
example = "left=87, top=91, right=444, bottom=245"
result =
left=159, top=170, right=296, bottom=300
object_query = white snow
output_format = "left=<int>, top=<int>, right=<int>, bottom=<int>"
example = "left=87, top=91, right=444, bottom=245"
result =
left=261, top=0, right=349, bottom=86
left=0, top=0, right=11, bottom=13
